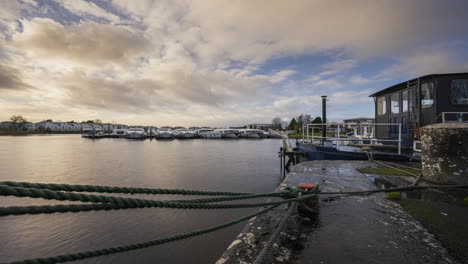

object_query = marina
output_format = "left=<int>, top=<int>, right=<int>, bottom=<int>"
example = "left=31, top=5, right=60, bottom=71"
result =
left=81, top=127, right=276, bottom=140
left=1, top=1, right=468, bottom=263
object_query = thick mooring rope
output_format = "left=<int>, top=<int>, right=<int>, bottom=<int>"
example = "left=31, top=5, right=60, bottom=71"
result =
left=0, top=191, right=294, bottom=216
left=0, top=181, right=321, bottom=264
left=0, top=181, right=252, bottom=196
left=0, top=185, right=315, bottom=214
left=8, top=205, right=281, bottom=264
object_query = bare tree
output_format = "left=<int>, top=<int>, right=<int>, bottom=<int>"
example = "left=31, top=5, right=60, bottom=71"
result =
left=272, top=117, right=282, bottom=129
left=10, top=115, right=27, bottom=123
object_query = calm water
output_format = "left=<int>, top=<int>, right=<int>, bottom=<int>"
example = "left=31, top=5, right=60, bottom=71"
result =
left=0, top=135, right=282, bottom=264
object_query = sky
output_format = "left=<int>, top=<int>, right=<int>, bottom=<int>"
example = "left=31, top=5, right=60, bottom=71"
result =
left=1, top=0, right=468, bottom=126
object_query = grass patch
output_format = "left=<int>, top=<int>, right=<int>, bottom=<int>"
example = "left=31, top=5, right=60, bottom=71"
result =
left=397, top=200, right=468, bottom=263
left=357, top=167, right=421, bottom=176
left=386, top=192, right=401, bottom=200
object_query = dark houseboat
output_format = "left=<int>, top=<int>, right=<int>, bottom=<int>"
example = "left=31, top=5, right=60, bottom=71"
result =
left=297, top=72, right=468, bottom=161
left=370, top=72, right=468, bottom=146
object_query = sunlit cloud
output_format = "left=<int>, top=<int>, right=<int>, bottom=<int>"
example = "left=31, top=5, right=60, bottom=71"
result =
left=0, top=0, right=467, bottom=126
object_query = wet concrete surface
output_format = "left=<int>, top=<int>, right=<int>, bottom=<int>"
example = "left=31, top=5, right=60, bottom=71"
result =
left=217, top=160, right=459, bottom=264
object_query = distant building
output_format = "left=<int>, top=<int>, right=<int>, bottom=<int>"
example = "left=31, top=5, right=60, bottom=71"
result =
left=22, top=122, right=36, bottom=131
left=0, top=121, right=16, bottom=130
left=343, top=117, right=374, bottom=128
left=247, top=123, right=276, bottom=130
left=342, top=118, right=375, bottom=138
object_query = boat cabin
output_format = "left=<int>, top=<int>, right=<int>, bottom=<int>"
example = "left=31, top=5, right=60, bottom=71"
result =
left=369, top=72, right=468, bottom=142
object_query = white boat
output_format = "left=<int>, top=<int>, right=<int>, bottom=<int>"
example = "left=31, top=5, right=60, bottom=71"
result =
left=215, top=129, right=239, bottom=138
left=156, top=128, right=175, bottom=140
left=126, top=128, right=147, bottom=139
left=110, top=128, right=127, bottom=138
left=239, top=129, right=264, bottom=138
left=198, top=129, right=222, bottom=138
left=175, top=129, right=197, bottom=139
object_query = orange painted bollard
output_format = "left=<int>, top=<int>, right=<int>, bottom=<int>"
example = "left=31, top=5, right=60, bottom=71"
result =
left=297, top=183, right=319, bottom=217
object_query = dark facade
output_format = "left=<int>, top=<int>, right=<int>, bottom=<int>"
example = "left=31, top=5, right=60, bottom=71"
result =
left=369, top=72, right=468, bottom=142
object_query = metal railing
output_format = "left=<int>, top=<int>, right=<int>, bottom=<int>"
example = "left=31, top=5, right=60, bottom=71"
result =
left=301, top=123, right=403, bottom=155
left=441, top=112, right=468, bottom=123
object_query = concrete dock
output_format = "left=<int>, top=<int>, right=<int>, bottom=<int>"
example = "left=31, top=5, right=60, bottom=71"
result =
left=217, top=160, right=459, bottom=264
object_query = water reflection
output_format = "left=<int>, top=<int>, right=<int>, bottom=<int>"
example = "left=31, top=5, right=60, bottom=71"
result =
left=0, top=135, right=282, bottom=263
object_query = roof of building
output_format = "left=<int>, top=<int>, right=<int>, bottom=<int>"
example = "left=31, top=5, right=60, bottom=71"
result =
left=343, top=117, right=374, bottom=122
left=368, top=72, right=468, bottom=98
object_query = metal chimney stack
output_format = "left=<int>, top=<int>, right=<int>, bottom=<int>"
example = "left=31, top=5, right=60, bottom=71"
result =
left=321, top=96, right=327, bottom=139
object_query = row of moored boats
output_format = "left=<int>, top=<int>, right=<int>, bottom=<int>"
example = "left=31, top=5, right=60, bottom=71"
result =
left=82, top=127, right=271, bottom=140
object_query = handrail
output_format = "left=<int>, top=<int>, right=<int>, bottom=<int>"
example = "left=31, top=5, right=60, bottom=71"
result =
left=302, top=122, right=403, bottom=155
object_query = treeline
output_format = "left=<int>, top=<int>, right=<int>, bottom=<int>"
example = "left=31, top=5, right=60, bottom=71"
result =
left=272, top=114, right=323, bottom=132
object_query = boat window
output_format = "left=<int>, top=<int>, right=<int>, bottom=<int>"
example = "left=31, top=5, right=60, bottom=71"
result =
left=402, top=90, right=408, bottom=112
left=421, top=82, right=434, bottom=108
left=377, top=96, right=386, bottom=115
left=451, top=79, right=468, bottom=105
left=391, top=93, right=400, bottom=114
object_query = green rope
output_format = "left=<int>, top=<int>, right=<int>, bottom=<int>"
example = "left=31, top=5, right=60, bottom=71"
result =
left=0, top=185, right=317, bottom=214
left=0, top=191, right=290, bottom=216
left=0, top=181, right=251, bottom=196
left=7, top=204, right=281, bottom=264
left=1, top=181, right=320, bottom=263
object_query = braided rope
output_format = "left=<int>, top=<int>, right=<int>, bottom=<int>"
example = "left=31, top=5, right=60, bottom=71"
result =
left=0, top=192, right=291, bottom=216
left=7, top=205, right=281, bottom=264
left=0, top=181, right=251, bottom=196
left=0, top=185, right=317, bottom=213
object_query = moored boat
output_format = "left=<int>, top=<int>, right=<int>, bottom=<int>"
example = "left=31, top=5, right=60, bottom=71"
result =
left=126, top=128, right=147, bottom=139
left=199, top=130, right=223, bottom=139
left=238, top=129, right=264, bottom=138
left=110, top=128, right=127, bottom=138
left=156, top=127, right=175, bottom=140
left=175, top=129, right=198, bottom=139
left=216, top=129, right=239, bottom=138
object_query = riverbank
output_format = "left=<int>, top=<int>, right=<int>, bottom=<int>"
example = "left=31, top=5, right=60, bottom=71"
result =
left=0, top=131, right=82, bottom=136
left=218, top=160, right=463, bottom=263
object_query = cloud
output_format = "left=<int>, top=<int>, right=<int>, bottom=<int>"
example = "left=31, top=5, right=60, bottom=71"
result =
left=12, top=18, right=152, bottom=67
left=53, top=0, right=120, bottom=23
left=377, top=49, right=468, bottom=79
left=57, top=67, right=267, bottom=114
left=110, top=0, right=468, bottom=65
left=60, top=71, right=161, bottom=112
left=0, top=64, right=33, bottom=91
left=320, top=59, right=357, bottom=76
left=1, top=0, right=468, bottom=125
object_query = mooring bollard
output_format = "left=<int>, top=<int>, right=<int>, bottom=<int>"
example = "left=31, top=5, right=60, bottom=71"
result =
left=296, top=183, right=319, bottom=216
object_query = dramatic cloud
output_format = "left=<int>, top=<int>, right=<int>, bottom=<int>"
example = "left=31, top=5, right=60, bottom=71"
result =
left=12, top=18, right=152, bottom=67
left=0, top=64, right=33, bottom=91
left=53, top=0, right=120, bottom=22
left=0, top=0, right=467, bottom=125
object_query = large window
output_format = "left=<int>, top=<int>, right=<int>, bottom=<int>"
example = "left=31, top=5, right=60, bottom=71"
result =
left=377, top=96, right=386, bottom=115
left=451, top=79, right=468, bottom=105
left=391, top=93, right=400, bottom=114
left=402, top=90, right=408, bottom=112
left=421, top=82, right=434, bottom=108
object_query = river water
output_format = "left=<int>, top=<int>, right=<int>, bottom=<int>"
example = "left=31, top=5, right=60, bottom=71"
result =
left=0, top=135, right=282, bottom=264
